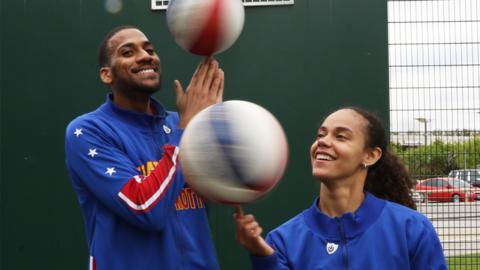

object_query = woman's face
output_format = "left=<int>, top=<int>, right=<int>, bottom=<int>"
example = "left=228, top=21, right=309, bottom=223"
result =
left=310, top=109, right=370, bottom=181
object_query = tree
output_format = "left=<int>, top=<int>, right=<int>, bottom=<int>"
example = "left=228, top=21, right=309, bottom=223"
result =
left=391, top=136, right=479, bottom=179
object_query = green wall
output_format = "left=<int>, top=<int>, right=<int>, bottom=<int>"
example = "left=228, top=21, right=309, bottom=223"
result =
left=0, top=0, right=388, bottom=269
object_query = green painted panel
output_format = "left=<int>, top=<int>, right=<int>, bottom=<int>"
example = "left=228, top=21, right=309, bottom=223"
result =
left=1, top=0, right=388, bottom=269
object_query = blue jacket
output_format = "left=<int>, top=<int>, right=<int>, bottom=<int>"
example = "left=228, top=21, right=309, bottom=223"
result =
left=65, top=94, right=219, bottom=270
left=251, top=193, right=447, bottom=270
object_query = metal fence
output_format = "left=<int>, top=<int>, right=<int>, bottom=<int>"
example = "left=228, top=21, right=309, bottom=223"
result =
left=387, top=0, right=480, bottom=268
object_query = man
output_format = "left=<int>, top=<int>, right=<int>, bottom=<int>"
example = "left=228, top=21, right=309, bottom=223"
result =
left=65, top=25, right=224, bottom=270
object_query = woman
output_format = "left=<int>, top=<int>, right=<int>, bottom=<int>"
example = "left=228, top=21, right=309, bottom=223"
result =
left=234, top=107, right=447, bottom=270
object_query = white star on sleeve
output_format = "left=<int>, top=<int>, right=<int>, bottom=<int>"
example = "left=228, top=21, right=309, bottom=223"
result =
left=74, top=128, right=83, bottom=137
left=88, top=149, right=98, bottom=158
left=105, top=167, right=116, bottom=176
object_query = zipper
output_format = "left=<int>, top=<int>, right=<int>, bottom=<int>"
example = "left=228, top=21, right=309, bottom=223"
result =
left=173, top=210, right=186, bottom=270
left=151, top=117, right=185, bottom=269
left=150, top=118, right=163, bottom=152
left=337, top=217, right=349, bottom=270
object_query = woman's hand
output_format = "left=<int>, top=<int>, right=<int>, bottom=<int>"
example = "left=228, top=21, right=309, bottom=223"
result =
left=233, top=205, right=275, bottom=257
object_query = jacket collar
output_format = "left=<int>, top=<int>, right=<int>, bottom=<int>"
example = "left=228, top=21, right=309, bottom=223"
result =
left=99, top=93, right=169, bottom=131
left=303, top=192, right=386, bottom=240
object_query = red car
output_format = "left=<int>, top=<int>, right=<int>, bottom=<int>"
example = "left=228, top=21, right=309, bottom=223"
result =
left=415, top=177, right=480, bottom=203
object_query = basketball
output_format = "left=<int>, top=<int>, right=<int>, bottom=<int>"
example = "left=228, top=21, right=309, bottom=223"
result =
left=166, top=0, right=245, bottom=56
left=179, top=100, right=289, bottom=204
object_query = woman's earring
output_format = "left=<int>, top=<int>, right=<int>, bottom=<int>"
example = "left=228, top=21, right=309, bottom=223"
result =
left=363, top=163, right=368, bottom=169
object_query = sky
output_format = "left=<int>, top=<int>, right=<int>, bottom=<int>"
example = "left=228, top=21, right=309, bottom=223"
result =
left=388, top=0, right=479, bottom=132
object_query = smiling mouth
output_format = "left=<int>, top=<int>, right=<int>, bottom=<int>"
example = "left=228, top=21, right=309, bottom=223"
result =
left=315, top=153, right=335, bottom=161
left=132, top=67, right=159, bottom=74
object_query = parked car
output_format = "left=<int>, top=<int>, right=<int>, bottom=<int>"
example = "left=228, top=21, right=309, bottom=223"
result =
left=415, top=177, right=480, bottom=203
left=410, top=190, right=425, bottom=203
left=448, top=169, right=480, bottom=187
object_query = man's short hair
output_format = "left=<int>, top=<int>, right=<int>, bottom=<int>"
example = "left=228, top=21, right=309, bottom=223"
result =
left=98, top=25, right=138, bottom=68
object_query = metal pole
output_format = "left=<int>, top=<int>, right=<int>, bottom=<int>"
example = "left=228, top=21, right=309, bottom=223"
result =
left=424, top=121, right=427, bottom=146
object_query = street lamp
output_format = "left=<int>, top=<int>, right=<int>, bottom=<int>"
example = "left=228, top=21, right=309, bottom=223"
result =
left=415, top=117, right=430, bottom=146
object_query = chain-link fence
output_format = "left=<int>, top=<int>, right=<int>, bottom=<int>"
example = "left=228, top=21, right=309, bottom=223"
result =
left=388, top=0, right=480, bottom=268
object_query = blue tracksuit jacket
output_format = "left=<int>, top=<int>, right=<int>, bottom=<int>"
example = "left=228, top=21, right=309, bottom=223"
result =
left=251, top=192, right=447, bottom=270
left=65, top=94, right=219, bottom=270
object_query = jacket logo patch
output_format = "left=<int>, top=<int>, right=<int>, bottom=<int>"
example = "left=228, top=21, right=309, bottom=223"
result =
left=163, top=125, right=171, bottom=134
left=326, top=242, right=339, bottom=255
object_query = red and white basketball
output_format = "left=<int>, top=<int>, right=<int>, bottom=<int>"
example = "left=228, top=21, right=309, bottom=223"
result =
left=179, top=100, right=289, bottom=204
left=166, top=0, right=245, bottom=56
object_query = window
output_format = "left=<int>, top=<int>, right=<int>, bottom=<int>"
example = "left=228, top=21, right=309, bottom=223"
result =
left=151, top=0, right=294, bottom=10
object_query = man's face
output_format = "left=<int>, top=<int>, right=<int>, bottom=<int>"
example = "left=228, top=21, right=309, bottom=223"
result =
left=101, top=28, right=161, bottom=94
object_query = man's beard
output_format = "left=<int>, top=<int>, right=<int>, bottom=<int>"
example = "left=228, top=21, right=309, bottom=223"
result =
left=111, top=68, right=162, bottom=95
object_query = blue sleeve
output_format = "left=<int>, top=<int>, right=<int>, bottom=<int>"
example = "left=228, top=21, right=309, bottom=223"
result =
left=250, top=233, right=292, bottom=270
left=65, top=119, right=185, bottom=231
left=408, top=217, right=448, bottom=270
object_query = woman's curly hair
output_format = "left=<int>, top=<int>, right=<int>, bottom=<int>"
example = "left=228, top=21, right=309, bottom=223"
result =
left=347, top=107, right=417, bottom=210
